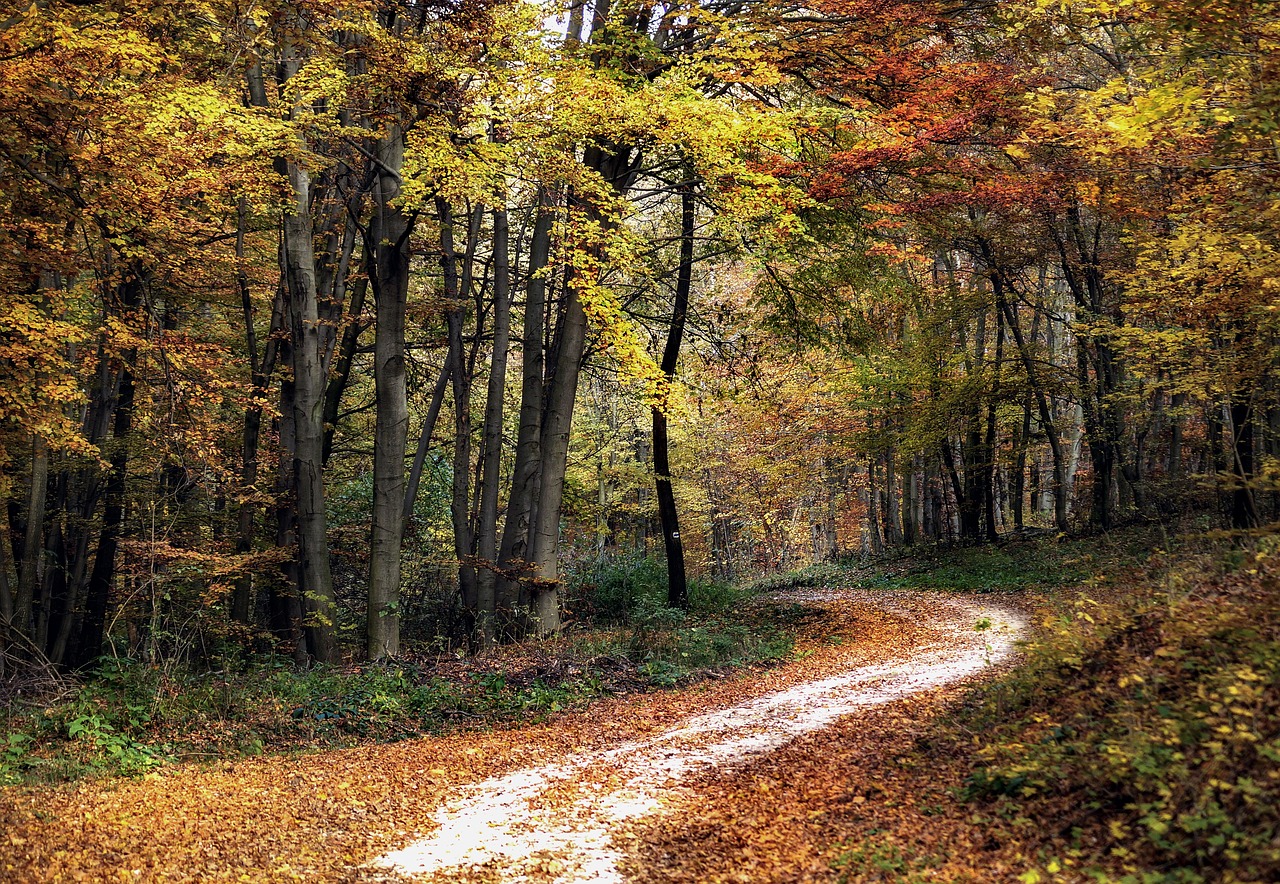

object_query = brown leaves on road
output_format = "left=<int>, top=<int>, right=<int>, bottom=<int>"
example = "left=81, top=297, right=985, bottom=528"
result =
left=1, top=591, right=1025, bottom=883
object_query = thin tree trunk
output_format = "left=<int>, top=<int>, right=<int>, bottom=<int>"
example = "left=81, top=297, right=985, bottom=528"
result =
left=1013, top=395, right=1032, bottom=531
left=474, top=207, right=513, bottom=645
left=866, top=459, right=884, bottom=556
left=1231, top=397, right=1260, bottom=530
left=232, top=240, right=285, bottom=625
left=271, top=352, right=308, bottom=664
left=496, top=198, right=553, bottom=629
left=320, top=276, right=367, bottom=466
left=403, top=358, right=453, bottom=528
left=884, top=449, right=904, bottom=546
left=438, top=199, right=478, bottom=628
left=74, top=274, right=142, bottom=668
left=15, top=434, right=48, bottom=639
left=993, top=271, right=1071, bottom=533
left=1168, top=392, right=1186, bottom=478
left=655, top=181, right=694, bottom=609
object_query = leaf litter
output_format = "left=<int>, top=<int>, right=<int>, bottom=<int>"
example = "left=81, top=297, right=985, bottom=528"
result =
left=1, top=589, right=1025, bottom=883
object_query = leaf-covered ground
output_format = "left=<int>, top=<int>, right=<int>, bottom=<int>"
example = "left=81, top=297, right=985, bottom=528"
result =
left=1, top=590, right=1028, bottom=883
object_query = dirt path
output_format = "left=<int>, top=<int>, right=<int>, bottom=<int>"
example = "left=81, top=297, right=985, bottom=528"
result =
left=376, top=591, right=1025, bottom=883
left=1, top=590, right=1024, bottom=883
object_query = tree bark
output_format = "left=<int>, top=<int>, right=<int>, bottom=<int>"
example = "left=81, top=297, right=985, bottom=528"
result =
left=437, top=198, right=478, bottom=629
left=496, top=197, right=553, bottom=629
left=991, top=264, right=1071, bottom=534
left=232, top=209, right=285, bottom=626
left=282, top=164, right=339, bottom=665
left=403, top=358, right=453, bottom=528
left=320, top=276, right=367, bottom=466
left=367, top=126, right=411, bottom=660
left=655, top=181, right=694, bottom=610
left=74, top=274, right=142, bottom=668
left=1230, top=396, right=1260, bottom=530
left=15, top=434, right=48, bottom=639
left=474, top=207, right=513, bottom=644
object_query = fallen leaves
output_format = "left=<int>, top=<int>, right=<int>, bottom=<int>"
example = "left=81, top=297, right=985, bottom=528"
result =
left=0, top=590, right=1025, bottom=883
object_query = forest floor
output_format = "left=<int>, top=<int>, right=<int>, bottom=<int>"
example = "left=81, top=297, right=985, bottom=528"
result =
left=0, top=586, right=1030, bottom=883
left=5, top=529, right=1278, bottom=883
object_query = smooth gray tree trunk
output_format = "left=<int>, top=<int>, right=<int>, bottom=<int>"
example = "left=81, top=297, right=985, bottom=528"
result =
left=367, top=126, right=411, bottom=660
left=496, top=200, right=553, bottom=629
left=474, top=207, right=513, bottom=645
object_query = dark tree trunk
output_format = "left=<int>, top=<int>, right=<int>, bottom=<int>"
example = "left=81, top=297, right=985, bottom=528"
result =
left=496, top=198, right=553, bottom=630
left=437, top=199, right=478, bottom=628
left=74, top=274, right=142, bottom=668
left=320, top=277, right=367, bottom=467
left=654, top=181, right=695, bottom=609
left=367, top=126, right=412, bottom=660
left=1231, top=397, right=1260, bottom=530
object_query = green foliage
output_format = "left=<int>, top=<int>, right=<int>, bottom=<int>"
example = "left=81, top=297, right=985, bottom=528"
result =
left=0, top=558, right=796, bottom=783
left=954, top=544, right=1280, bottom=882
left=740, top=562, right=850, bottom=594
left=568, top=556, right=793, bottom=686
left=0, top=732, right=35, bottom=785
left=832, top=835, right=940, bottom=883
left=745, top=537, right=1102, bottom=596
left=861, top=542, right=1090, bottom=593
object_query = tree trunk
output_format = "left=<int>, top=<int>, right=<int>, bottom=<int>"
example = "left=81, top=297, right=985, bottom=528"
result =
left=883, top=450, right=904, bottom=546
left=271, top=350, right=308, bottom=664
left=1168, top=392, right=1186, bottom=479
left=527, top=279, right=587, bottom=633
left=865, top=459, right=884, bottom=556
left=15, top=434, right=48, bottom=639
left=1013, top=395, right=1032, bottom=531
left=437, top=199, right=478, bottom=631
left=474, top=207, right=513, bottom=645
left=655, top=181, right=694, bottom=610
left=367, top=127, right=411, bottom=660
left=496, top=198, right=553, bottom=629
left=993, top=269, right=1071, bottom=533
left=1230, top=397, right=1260, bottom=530
left=232, top=226, right=285, bottom=627
left=282, top=164, right=339, bottom=665
left=74, top=274, right=142, bottom=668
left=320, top=276, right=367, bottom=466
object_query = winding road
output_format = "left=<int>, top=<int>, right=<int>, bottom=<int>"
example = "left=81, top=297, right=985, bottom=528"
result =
left=375, top=591, right=1026, bottom=883
left=1, top=589, right=1027, bottom=883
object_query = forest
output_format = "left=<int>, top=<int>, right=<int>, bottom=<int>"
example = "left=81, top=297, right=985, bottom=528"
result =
left=1, top=0, right=1279, bottom=882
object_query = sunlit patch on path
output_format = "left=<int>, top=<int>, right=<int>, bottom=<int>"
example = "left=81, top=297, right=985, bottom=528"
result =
left=374, top=591, right=1026, bottom=883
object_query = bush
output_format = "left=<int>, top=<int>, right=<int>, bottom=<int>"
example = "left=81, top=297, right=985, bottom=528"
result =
left=569, top=556, right=752, bottom=623
left=566, top=556, right=792, bottom=686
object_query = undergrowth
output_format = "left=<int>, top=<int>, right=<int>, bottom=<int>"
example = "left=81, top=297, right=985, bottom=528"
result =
left=956, top=538, right=1280, bottom=883
left=752, top=532, right=1114, bottom=596
left=835, top=531, right=1280, bottom=884
left=1, top=556, right=791, bottom=785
